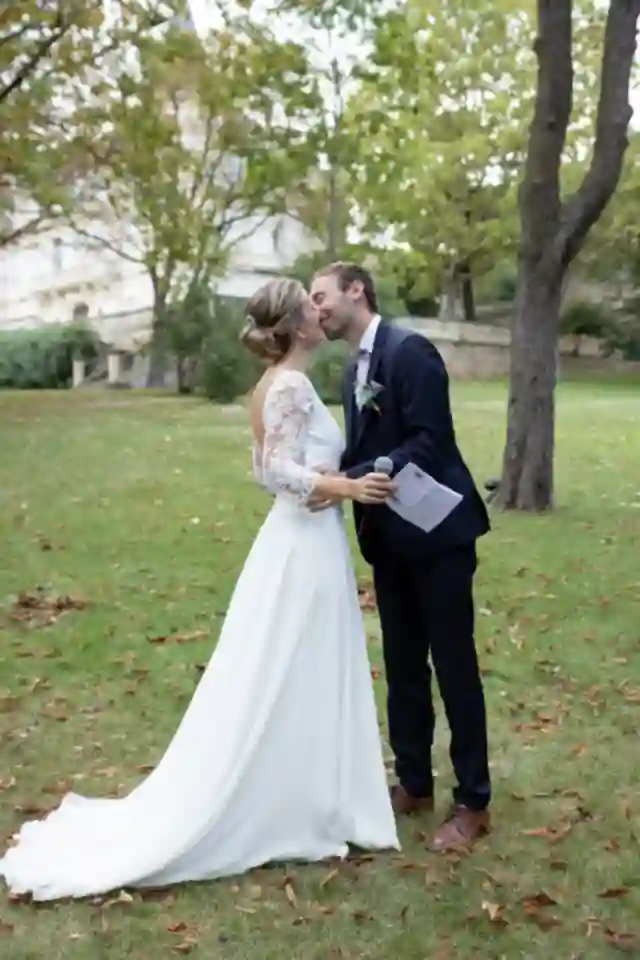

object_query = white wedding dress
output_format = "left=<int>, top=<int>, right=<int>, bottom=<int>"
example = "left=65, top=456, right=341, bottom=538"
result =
left=0, top=370, right=399, bottom=901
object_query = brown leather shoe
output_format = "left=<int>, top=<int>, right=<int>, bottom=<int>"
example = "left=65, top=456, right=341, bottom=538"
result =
left=390, top=784, right=434, bottom=816
left=431, top=804, right=490, bottom=851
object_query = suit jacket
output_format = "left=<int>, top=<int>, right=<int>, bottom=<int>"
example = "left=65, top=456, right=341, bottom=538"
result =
left=340, top=321, right=490, bottom=564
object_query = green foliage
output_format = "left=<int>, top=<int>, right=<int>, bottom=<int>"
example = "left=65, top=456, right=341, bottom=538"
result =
left=560, top=299, right=640, bottom=361
left=72, top=9, right=320, bottom=324
left=309, top=340, right=349, bottom=404
left=560, top=300, right=611, bottom=338
left=342, top=0, right=604, bottom=307
left=197, top=297, right=262, bottom=403
left=483, top=261, right=519, bottom=303
left=157, top=281, right=217, bottom=394
left=0, top=1, right=154, bottom=247
left=273, top=5, right=366, bottom=257
left=348, top=1, right=535, bottom=299
left=585, top=134, right=640, bottom=284
left=0, top=323, right=99, bottom=389
left=605, top=300, right=640, bottom=361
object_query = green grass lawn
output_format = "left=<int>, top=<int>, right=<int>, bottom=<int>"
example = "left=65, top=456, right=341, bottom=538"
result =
left=1, top=381, right=639, bottom=959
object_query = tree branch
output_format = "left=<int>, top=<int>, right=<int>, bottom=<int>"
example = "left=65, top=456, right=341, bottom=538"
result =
left=519, top=0, right=573, bottom=265
left=0, top=13, right=69, bottom=104
left=70, top=224, right=145, bottom=265
left=0, top=214, right=49, bottom=249
left=555, top=0, right=640, bottom=266
left=0, top=21, right=33, bottom=51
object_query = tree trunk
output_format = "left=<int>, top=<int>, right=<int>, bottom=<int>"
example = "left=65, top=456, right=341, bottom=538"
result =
left=326, top=164, right=339, bottom=262
left=147, top=282, right=169, bottom=388
left=497, top=264, right=562, bottom=510
left=440, top=271, right=459, bottom=322
left=176, top=357, right=190, bottom=394
left=459, top=264, right=476, bottom=324
left=496, top=0, right=640, bottom=511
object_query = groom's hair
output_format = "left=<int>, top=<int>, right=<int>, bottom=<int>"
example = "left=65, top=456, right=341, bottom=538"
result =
left=315, top=261, right=378, bottom=313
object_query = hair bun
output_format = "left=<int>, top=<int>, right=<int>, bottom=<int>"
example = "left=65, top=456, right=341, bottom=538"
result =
left=241, top=277, right=307, bottom=364
left=239, top=323, right=281, bottom=361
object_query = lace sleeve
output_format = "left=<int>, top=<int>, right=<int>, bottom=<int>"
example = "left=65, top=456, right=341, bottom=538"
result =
left=261, top=371, right=318, bottom=504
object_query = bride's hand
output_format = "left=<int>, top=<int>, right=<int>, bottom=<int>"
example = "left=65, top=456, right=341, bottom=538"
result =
left=308, top=470, right=395, bottom=509
left=308, top=467, right=340, bottom=511
left=352, top=472, right=396, bottom=505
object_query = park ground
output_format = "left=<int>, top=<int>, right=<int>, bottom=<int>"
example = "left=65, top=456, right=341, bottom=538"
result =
left=0, top=380, right=639, bottom=960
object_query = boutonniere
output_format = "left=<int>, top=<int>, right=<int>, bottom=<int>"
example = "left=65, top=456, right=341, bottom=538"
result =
left=355, top=379, right=384, bottom=413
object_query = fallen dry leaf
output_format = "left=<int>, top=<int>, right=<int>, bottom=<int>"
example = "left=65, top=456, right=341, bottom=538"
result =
left=39, top=705, right=68, bottom=722
left=604, top=928, right=639, bottom=953
left=0, top=697, right=21, bottom=714
left=599, top=887, right=630, bottom=899
left=101, top=890, right=134, bottom=910
left=137, top=888, right=174, bottom=904
left=352, top=909, right=372, bottom=923
left=357, top=580, right=376, bottom=611
left=10, top=589, right=86, bottom=628
left=8, top=892, right=30, bottom=904
left=0, top=920, right=15, bottom=934
left=522, top=891, right=558, bottom=911
left=481, top=901, right=509, bottom=926
left=584, top=916, right=601, bottom=937
left=320, top=867, right=339, bottom=889
left=283, top=879, right=297, bottom=909
left=522, top=821, right=572, bottom=843
left=172, top=939, right=198, bottom=955
left=148, top=630, right=208, bottom=645
left=95, top=767, right=118, bottom=779
left=167, top=922, right=188, bottom=934
left=14, top=803, right=48, bottom=817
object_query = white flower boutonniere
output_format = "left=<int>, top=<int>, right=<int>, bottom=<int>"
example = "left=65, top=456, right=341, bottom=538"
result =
left=355, top=379, right=384, bottom=413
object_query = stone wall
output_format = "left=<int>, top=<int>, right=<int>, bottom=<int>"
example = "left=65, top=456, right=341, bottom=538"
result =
left=403, top=317, right=640, bottom=379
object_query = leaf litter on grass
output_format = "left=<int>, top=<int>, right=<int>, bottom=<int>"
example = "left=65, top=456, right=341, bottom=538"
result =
left=2, top=386, right=640, bottom=958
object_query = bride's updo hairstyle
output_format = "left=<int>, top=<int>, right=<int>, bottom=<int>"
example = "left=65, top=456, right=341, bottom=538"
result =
left=240, top=278, right=307, bottom=363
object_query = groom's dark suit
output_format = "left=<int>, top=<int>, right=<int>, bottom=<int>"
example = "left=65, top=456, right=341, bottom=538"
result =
left=340, top=319, right=491, bottom=810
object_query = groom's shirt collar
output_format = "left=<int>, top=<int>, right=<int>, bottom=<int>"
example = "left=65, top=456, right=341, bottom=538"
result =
left=357, top=313, right=382, bottom=356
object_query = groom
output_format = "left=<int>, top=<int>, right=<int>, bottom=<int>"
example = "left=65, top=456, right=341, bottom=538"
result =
left=309, top=262, right=492, bottom=851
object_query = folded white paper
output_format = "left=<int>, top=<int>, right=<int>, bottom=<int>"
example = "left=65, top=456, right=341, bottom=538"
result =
left=388, top=462, right=463, bottom=533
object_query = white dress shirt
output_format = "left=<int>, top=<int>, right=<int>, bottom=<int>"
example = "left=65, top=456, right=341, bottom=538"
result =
left=355, top=313, right=382, bottom=399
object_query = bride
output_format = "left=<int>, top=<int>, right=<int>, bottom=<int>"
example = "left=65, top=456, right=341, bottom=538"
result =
left=0, top=278, right=399, bottom=901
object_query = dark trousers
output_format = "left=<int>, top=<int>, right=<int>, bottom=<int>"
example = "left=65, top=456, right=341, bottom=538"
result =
left=373, top=542, right=491, bottom=811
